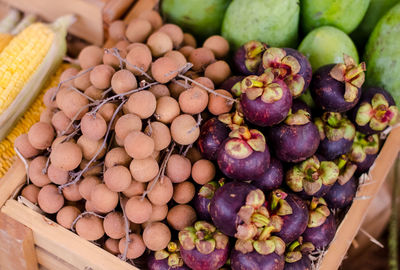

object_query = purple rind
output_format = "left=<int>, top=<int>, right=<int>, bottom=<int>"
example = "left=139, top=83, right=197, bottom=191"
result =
left=230, top=249, right=285, bottom=270
left=284, top=255, right=312, bottom=270
left=252, top=157, right=284, bottom=192
left=317, top=137, right=354, bottom=161
left=180, top=244, right=230, bottom=270
left=302, top=212, right=336, bottom=249
left=147, top=253, right=190, bottom=270
left=198, top=118, right=230, bottom=160
left=324, top=176, right=357, bottom=209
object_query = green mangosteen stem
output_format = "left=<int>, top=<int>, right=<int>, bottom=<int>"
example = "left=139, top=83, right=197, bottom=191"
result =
left=168, top=241, right=178, bottom=253
left=248, top=43, right=266, bottom=59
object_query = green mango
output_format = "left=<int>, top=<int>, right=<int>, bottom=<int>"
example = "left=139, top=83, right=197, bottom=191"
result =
left=161, top=0, right=231, bottom=39
left=301, top=0, right=370, bottom=34
left=221, top=0, right=299, bottom=50
left=365, top=3, right=400, bottom=105
left=298, top=26, right=359, bottom=71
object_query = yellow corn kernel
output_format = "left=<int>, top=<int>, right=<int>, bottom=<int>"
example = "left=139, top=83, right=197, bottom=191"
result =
left=0, top=33, right=13, bottom=53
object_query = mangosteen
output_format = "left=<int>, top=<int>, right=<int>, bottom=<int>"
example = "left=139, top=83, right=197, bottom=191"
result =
left=148, top=241, right=190, bottom=270
left=220, top=75, right=245, bottom=97
left=259, top=47, right=312, bottom=97
left=351, top=86, right=399, bottom=135
left=178, top=221, right=230, bottom=270
left=286, top=155, right=339, bottom=198
left=302, top=198, right=337, bottom=249
left=315, top=112, right=356, bottom=160
left=234, top=40, right=268, bottom=75
left=194, top=179, right=224, bottom=221
left=284, top=239, right=315, bottom=270
left=348, top=132, right=380, bottom=174
left=217, top=126, right=270, bottom=181
left=240, top=72, right=293, bottom=127
left=267, top=109, right=320, bottom=163
left=310, top=54, right=365, bottom=112
left=292, top=99, right=312, bottom=116
left=252, top=157, right=284, bottom=192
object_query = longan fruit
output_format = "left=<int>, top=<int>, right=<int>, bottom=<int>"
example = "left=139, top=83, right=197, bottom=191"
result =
left=166, top=154, right=191, bottom=183
left=189, top=47, right=215, bottom=71
left=158, top=24, right=184, bottom=48
left=78, top=45, right=104, bottom=69
left=122, top=180, right=146, bottom=197
left=205, top=61, right=232, bottom=86
left=43, top=87, right=58, bottom=109
left=149, top=204, right=168, bottom=222
left=126, top=44, right=152, bottom=76
left=173, top=181, right=195, bottom=204
left=108, top=20, right=126, bottom=41
left=56, top=206, right=81, bottom=229
left=124, top=131, right=155, bottom=159
left=80, top=160, right=103, bottom=177
left=186, top=146, right=202, bottom=164
left=56, top=88, right=89, bottom=120
left=179, top=46, right=195, bottom=59
left=183, top=33, right=197, bottom=47
left=103, top=212, right=125, bottom=239
left=138, top=10, right=162, bottom=30
left=78, top=176, right=101, bottom=200
left=85, top=199, right=98, bottom=213
left=170, top=114, right=200, bottom=145
left=14, top=134, right=40, bottom=159
left=84, top=86, right=103, bottom=100
left=179, top=86, right=209, bottom=114
left=192, top=159, right=216, bottom=185
left=165, top=50, right=187, bottom=68
left=99, top=102, right=117, bottom=122
left=146, top=31, right=173, bottom=57
left=208, top=89, right=234, bottom=115
left=111, top=69, right=137, bottom=94
left=144, top=121, right=171, bottom=151
left=115, top=40, right=130, bottom=51
left=154, top=96, right=180, bottom=124
left=168, top=80, right=187, bottom=99
left=38, top=184, right=64, bottom=214
left=51, top=110, right=74, bottom=135
left=40, top=108, right=54, bottom=124
left=152, top=150, right=161, bottom=162
left=104, top=165, right=132, bottom=192
left=147, top=176, right=174, bottom=206
left=90, top=64, right=115, bottom=90
left=119, top=234, right=146, bottom=259
left=28, top=122, right=55, bottom=150
left=125, top=19, right=152, bottom=43
left=28, top=156, right=51, bottom=187
left=76, top=215, right=104, bottom=241
left=129, top=157, right=159, bottom=183
left=203, top=35, right=230, bottom=59
left=105, top=147, right=131, bottom=168
left=126, top=91, right=156, bottom=119
left=184, top=70, right=200, bottom=80
left=192, top=77, right=215, bottom=90
left=60, top=68, right=79, bottom=86
left=91, top=184, right=119, bottom=213
left=77, top=135, right=106, bottom=160
left=81, top=113, right=107, bottom=141
left=151, top=57, right=179, bottom=84
left=167, top=204, right=197, bottom=231
left=74, top=69, right=91, bottom=90
left=115, top=113, right=142, bottom=141
left=21, top=184, right=40, bottom=204
left=149, top=84, right=170, bottom=98
left=104, top=238, right=120, bottom=255
left=47, top=164, right=69, bottom=185
left=50, top=141, right=82, bottom=171
left=143, top=222, right=171, bottom=251
left=103, top=48, right=127, bottom=69
left=62, top=183, right=83, bottom=202
left=125, top=196, right=152, bottom=224
left=51, top=136, right=72, bottom=149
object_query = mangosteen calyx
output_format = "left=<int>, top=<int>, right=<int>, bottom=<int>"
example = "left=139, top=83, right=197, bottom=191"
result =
left=154, top=241, right=185, bottom=268
left=240, top=72, right=285, bottom=104
left=224, top=126, right=266, bottom=160
left=348, top=132, right=379, bottom=164
left=218, top=110, right=244, bottom=130
left=315, top=112, right=355, bottom=142
left=284, top=109, right=311, bottom=126
left=329, top=54, right=366, bottom=103
left=198, top=179, right=224, bottom=200
left=307, top=198, right=331, bottom=228
left=178, top=221, right=229, bottom=255
left=284, top=238, right=315, bottom=263
left=335, top=155, right=357, bottom=185
left=286, top=156, right=339, bottom=196
left=270, top=189, right=293, bottom=216
left=243, top=41, right=268, bottom=73
left=234, top=236, right=286, bottom=256
left=355, top=93, right=399, bottom=132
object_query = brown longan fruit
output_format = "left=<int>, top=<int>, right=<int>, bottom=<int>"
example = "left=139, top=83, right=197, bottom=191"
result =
left=56, top=88, right=89, bottom=120
left=111, top=69, right=137, bottom=94
left=51, top=110, right=74, bottom=135
left=43, top=87, right=58, bottom=109
left=40, top=108, right=53, bottom=124
left=165, top=50, right=187, bottom=68
left=84, top=86, right=103, bottom=100
left=179, top=86, right=209, bottom=114
left=147, top=176, right=174, bottom=206
left=126, top=91, right=156, bottom=119
left=208, top=89, right=234, bottom=115
left=126, top=44, right=152, bottom=76
left=21, top=184, right=40, bottom=204
left=77, top=135, right=106, bottom=160
left=205, top=61, right=232, bottom=86
left=167, top=204, right=197, bottom=231
left=125, top=19, right=152, bottom=43
left=14, top=134, right=40, bottom=159
left=151, top=57, right=179, bottom=84
left=154, top=96, right=180, bottom=124
left=124, top=131, right=154, bottom=159
left=99, top=102, right=117, bottom=122
left=104, top=238, right=120, bottom=255
left=85, top=199, right=99, bottom=213
left=149, top=204, right=168, bottom=222
left=149, top=84, right=170, bottom=98
left=50, top=141, right=82, bottom=171
left=76, top=215, right=104, bottom=241
left=119, top=234, right=146, bottom=259
left=143, top=222, right=171, bottom=251
left=62, top=183, right=83, bottom=202
left=90, top=64, right=115, bottom=90
left=51, top=136, right=72, bottom=149
left=81, top=160, right=103, bottom=177
left=147, top=31, right=173, bottom=57
left=168, top=80, right=187, bottom=99
left=184, top=70, right=200, bottom=80
left=138, top=10, right=163, bottom=30
left=122, top=180, right=146, bottom=197
left=125, top=196, right=152, bottom=224
left=56, top=206, right=81, bottom=229
left=129, top=157, right=159, bottom=183
left=116, top=40, right=130, bottom=51
left=170, top=114, right=200, bottom=145
left=103, top=212, right=125, bottom=239
left=189, top=47, right=215, bottom=71
left=192, top=159, right=216, bottom=185
left=78, top=176, right=101, bottom=200
left=105, top=147, right=131, bottom=168
left=115, top=114, right=142, bottom=141
left=108, top=20, right=126, bottom=41
left=91, top=184, right=119, bottom=213
left=159, top=24, right=184, bottom=48
left=74, top=69, right=91, bottom=90
left=60, top=68, right=79, bottom=87
left=203, top=35, right=230, bottom=59
left=186, top=146, right=202, bottom=164
left=103, top=48, right=127, bottom=69
left=81, top=113, right=107, bottom=141
left=192, top=77, right=215, bottom=90
left=145, top=121, right=171, bottom=151
left=78, top=45, right=104, bottom=69
left=28, top=156, right=51, bottom=187
left=173, top=181, right=195, bottom=204
left=104, top=165, right=132, bottom=192
left=179, top=46, right=195, bottom=59
left=47, top=164, right=69, bottom=185
left=166, top=154, right=191, bottom=183
left=183, top=33, right=197, bottom=47
left=38, top=184, right=64, bottom=214
left=28, top=122, right=55, bottom=150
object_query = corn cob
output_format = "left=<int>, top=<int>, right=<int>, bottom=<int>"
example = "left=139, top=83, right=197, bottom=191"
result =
left=0, top=33, right=13, bottom=53
left=0, top=64, right=70, bottom=177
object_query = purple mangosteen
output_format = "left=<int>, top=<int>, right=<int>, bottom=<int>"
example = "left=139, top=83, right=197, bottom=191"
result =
left=348, top=132, right=380, bottom=174
left=267, top=109, right=320, bottom=163
left=194, top=179, right=224, bottom=221
left=220, top=75, right=245, bottom=97
left=178, top=221, right=230, bottom=270
left=148, top=242, right=190, bottom=270
left=302, top=198, right=337, bottom=249
left=351, top=86, right=399, bottom=135
left=286, top=155, right=339, bottom=198
left=234, top=40, right=268, bottom=75
left=315, top=112, right=356, bottom=161
left=217, top=126, right=270, bottom=181
left=284, top=239, right=315, bottom=270
left=291, top=99, right=312, bottom=116
left=310, top=54, right=365, bottom=112
left=240, top=72, right=293, bottom=126
left=252, top=157, right=284, bottom=192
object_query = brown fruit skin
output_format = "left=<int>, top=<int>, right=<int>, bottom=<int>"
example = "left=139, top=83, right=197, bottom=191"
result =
left=76, top=215, right=104, bottom=241
left=78, top=45, right=103, bottom=69
left=104, top=165, right=132, bottom=192
left=56, top=206, right=81, bottom=229
left=84, top=86, right=103, bottom=100
left=158, top=24, right=184, bottom=48
left=103, top=212, right=125, bottom=239
left=77, top=135, right=106, bottom=160
left=165, top=50, right=187, bottom=68
left=105, top=147, right=131, bottom=169
left=62, top=183, right=83, bottom=202
left=170, top=114, right=200, bottom=145
left=179, top=46, right=195, bottom=59
left=104, top=238, right=120, bottom=255
left=50, top=141, right=83, bottom=171
left=111, top=69, right=137, bottom=94
left=60, top=68, right=79, bottom=87
left=203, top=35, right=230, bottom=59
left=204, top=61, right=232, bottom=86
left=126, top=44, right=152, bottom=75
left=183, top=33, right=197, bottom=47
left=74, top=68, right=91, bottom=90
left=149, top=84, right=170, bottom=98
left=28, top=156, right=51, bottom=187
left=124, top=131, right=155, bottom=159
left=38, top=184, right=64, bottom=214
left=80, top=113, right=107, bottom=141
left=145, top=121, right=171, bottom=151
left=108, top=20, right=126, bottom=41
left=166, top=154, right=192, bottom=183
left=51, top=111, right=74, bottom=135
left=189, top=47, right=215, bottom=71
left=151, top=57, right=179, bottom=84
left=138, top=10, right=163, bottom=29
left=125, top=19, right=152, bottom=43
left=21, top=184, right=40, bottom=204
left=119, top=234, right=146, bottom=259
left=47, top=164, right=69, bottom=185
left=155, top=96, right=180, bottom=124
left=115, top=113, right=142, bottom=141
left=14, top=134, right=40, bottom=159
left=186, top=146, right=203, bottom=164
left=147, top=32, right=173, bottom=57
left=126, top=91, right=157, bottom=119
left=149, top=204, right=168, bottom=222
left=168, top=79, right=187, bottom=99
left=179, top=86, right=209, bottom=114
left=143, top=222, right=171, bottom=251
left=28, top=122, right=55, bottom=150
left=56, top=87, right=89, bottom=120
left=43, top=87, right=58, bottom=109
left=167, top=204, right=197, bottom=231
left=147, top=176, right=174, bottom=206
left=90, top=184, right=119, bottom=213
left=193, top=77, right=215, bottom=90
left=173, top=181, right=196, bottom=204
left=125, top=196, right=153, bottom=224
left=99, top=103, right=117, bottom=122
left=191, top=159, right=216, bottom=185
left=40, top=108, right=54, bottom=124
left=208, top=89, right=234, bottom=116
left=79, top=176, right=101, bottom=200
left=122, top=180, right=146, bottom=197
left=90, top=64, right=115, bottom=90
left=103, top=49, right=127, bottom=69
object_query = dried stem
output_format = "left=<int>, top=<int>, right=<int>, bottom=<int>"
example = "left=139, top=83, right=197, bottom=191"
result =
left=60, top=103, right=94, bottom=136
left=69, top=86, right=96, bottom=102
left=146, top=119, right=153, bottom=136
left=70, top=211, right=104, bottom=232
left=14, top=147, right=30, bottom=185
left=42, top=154, right=51, bottom=175
left=182, top=144, right=193, bottom=156
left=51, top=67, right=94, bottom=101
left=188, top=113, right=202, bottom=134
left=61, top=123, right=81, bottom=143
left=119, top=194, right=131, bottom=261
left=171, top=78, right=191, bottom=89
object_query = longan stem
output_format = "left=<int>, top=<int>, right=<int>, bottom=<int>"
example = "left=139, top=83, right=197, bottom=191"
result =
left=42, top=154, right=51, bottom=175
left=61, top=103, right=94, bottom=136
left=69, top=86, right=96, bottom=102
left=14, top=146, right=30, bottom=185
left=145, top=119, right=153, bottom=136
left=63, top=56, right=80, bottom=66
left=182, top=144, right=193, bottom=157
left=110, top=48, right=124, bottom=70
left=70, top=211, right=104, bottom=232
left=164, top=62, right=194, bottom=78
left=119, top=194, right=131, bottom=261
left=188, top=113, right=202, bottom=134
left=171, top=79, right=191, bottom=89
left=61, top=123, right=81, bottom=143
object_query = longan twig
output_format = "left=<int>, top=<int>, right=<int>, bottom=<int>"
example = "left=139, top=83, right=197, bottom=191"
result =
left=60, top=103, right=94, bottom=136
left=101, top=87, right=114, bottom=98
left=14, top=146, right=30, bottom=185
left=188, top=113, right=202, bottom=134
left=70, top=211, right=104, bottom=232
left=63, top=56, right=80, bottom=66
left=119, top=194, right=131, bottom=261
left=145, top=119, right=153, bottom=136
left=61, top=123, right=81, bottom=143
left=69, top=86, right=96, bottom=102
left=164, top=62, right=194, bottom=78
left=110, top=47, right=124, bottom=70
left=42, top=153, right=51, bottom=175
left=182, top=144, right=193, bottom=157
left=171, top=78, right=191, bottom=89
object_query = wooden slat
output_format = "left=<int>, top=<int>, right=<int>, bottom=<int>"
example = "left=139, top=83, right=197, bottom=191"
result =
left=103, top=0, right=135, bottom=24
left=0, top=212, right=38, bottom=270
left=36, top=246, right=78, bottom=270
left=0, top=158, right=26, bottom=207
